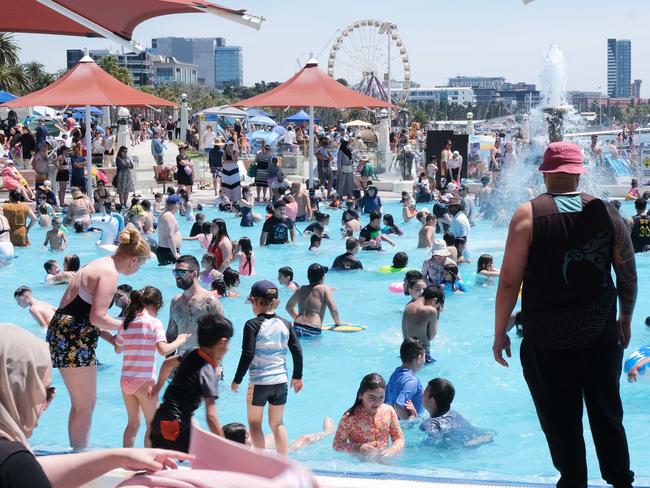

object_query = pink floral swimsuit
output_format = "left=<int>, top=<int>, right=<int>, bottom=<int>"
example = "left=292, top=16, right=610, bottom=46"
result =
left=333, top=404, right=404, bottom=453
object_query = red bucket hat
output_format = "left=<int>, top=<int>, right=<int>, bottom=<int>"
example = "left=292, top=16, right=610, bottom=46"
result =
left=539, top=142, right=587, bottom=174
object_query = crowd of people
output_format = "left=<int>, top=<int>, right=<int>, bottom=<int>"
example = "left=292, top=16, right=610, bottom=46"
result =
left=0, top=108, right=648, bottom=487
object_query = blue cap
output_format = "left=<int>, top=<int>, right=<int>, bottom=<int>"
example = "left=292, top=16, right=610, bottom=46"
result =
left=167, top=195, right=181, bottom=205
left=249, top=280, right=278, bottom=299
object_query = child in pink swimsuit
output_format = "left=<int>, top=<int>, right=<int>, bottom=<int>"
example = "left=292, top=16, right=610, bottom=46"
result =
left=233, top=237, right=255, bottom=276
left=114, top=286, right=191, bottom=447
left=333, top=373, right=404, bottom=461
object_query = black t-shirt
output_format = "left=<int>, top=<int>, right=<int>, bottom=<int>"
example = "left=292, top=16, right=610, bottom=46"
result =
left=209, top=148, right=224, bottom=170
left=189, top=222, right=202, bottom=237
left=332, top=252, right=363, bottom=270
left=0, top=440, right=51, bottom=488
left=631, top=214, right=650, bottom=253
left=262, top=216, right=294, bottom=244
left=157, top=349, right=219, bottom=423
left=359, top=223, right=381, bottom=250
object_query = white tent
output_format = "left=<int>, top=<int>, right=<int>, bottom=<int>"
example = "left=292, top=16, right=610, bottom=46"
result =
left=194, top=105, right=247, bottom=118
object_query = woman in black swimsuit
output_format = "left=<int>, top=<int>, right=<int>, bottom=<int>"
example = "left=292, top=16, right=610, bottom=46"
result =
left=46, top=229, right=151, bottom=450
left=55, top=146, right=70, bottom=206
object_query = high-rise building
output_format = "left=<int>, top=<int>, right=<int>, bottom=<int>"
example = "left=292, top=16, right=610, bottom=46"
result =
left=66, top=49, right=151, bottom=86
left=215, top=46, right=243, bottom=88
left=151, top=37, right=240, bottom=88
left=631, top=79, right=642, bottom=99
left=607, top=39, right=631, bottom=98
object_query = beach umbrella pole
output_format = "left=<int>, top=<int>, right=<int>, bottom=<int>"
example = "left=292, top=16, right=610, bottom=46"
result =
left=85, top=104, right=94, bottom=200
left=308, top=105, right=314, bottom=189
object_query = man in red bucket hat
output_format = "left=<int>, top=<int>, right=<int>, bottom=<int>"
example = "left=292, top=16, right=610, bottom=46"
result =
left=493, top=141, right=637, bottom=487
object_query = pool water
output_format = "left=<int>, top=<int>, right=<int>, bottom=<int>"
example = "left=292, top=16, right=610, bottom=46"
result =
left=2, top=200, right=650, bottom=485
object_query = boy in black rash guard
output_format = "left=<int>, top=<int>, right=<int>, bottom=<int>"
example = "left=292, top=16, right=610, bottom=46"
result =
left=231, top=280, right=303, bottom=455
left=331, top=237, right=363, bottom=270
left=150, top=315, right=233, bottom=452
left=359, top=210, right=395, bottom=251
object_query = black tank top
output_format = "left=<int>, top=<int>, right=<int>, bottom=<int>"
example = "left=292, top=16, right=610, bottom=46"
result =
left=630, top=214, right=650, bottom=252
left=521, top=193, right=618, bottom=349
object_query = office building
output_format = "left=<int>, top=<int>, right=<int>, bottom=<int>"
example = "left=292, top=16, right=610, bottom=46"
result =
left=448, top=76, right=505, bottom=90
left=631, top=79, right=642, bottom=99
left=403, top=87, right=475, bottom=106
left=151, top=37, right=242, bottom=88
left=607, top=39, right=631, bottom=98
left=215, top=45, right=243, bottom=88
left=149, top=54, right=198, bottom=85
left=66, top=49, right=151, bottom=86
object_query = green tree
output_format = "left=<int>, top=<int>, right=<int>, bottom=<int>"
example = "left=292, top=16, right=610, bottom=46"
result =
left=98, top=56, right=133, bottom=85
left=0, top=63, right=29, bottom=94
left=0, top=33, right=19, bottom=66
left=22, top=61, right=56, bottom=91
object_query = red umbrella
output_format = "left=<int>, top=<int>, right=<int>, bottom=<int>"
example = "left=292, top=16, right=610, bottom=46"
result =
left=2, top=0, right=263, bottom=51
left=233, top=59, right=392, bottom=186
left=3, top=56, right=177, bottom=198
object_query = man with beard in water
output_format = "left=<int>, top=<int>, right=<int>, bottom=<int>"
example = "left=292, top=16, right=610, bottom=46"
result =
left=166, top=255, right=224, bottom=355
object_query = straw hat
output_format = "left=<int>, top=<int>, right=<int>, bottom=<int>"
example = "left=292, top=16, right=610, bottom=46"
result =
left=213, top=137, right=226, bottom=147
left=39, top=180, right=52, bottom=191
left=359, top=153, right=370, bottom=162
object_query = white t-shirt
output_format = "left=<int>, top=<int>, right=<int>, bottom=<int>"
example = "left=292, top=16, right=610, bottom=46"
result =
left=447, top=155, right=463, bottom=170
left=284, top=130, right=296, bottom=145
left=202, top=130, right=218, bottom=149
left=450, top=212, right=471, bottom=239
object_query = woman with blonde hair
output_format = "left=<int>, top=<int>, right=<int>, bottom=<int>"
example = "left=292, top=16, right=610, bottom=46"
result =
left=46, top=228, right=151, bottom=450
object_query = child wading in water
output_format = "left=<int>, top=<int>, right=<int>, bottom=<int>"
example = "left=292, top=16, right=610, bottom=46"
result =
left=114, top=286, right=190, bottom=447
left=233, top=236, right=255, bottom=276
left=231, top=280, right=304, bottom=455
left=150, top=315, right=234, bottom=451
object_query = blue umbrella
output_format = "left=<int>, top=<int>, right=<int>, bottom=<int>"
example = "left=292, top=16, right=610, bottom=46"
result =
left=249, top=115, right=277, bottom=126
left=72, top=106, right=103, bottom=115
left=71, top=112, right=96, bottom=122
left=285, top=109, right=320, bottom=124
left=0, top=90, right=17, bottom=103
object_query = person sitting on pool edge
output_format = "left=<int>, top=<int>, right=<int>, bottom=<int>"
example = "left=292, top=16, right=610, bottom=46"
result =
left=286, top=263, right=343, bottom=337
left=420, top=378, right=494, bottom=448
left=385, top=337, right=426, bottom=420
left=150, top=315, right=233, bottom=452
left=331, top=238, right=363, bottom=271
left=223, top=417, right=335, bottom=453
left=378, top=252, right=409, bottom=273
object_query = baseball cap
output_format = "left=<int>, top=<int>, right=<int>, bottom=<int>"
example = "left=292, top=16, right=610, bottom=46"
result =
left=307, top=263, right=328, bottom=285
left=248, top=280, right=278, bottom=300
left=431, top=239, right=451, bottom=257
left=167, top=194, right=181, bottom=205
left=539, top=142, right=587, bottom=174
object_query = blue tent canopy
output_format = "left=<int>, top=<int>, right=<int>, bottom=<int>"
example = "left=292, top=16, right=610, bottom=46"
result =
left=71, top=111, right=96, bottom=122
left=245, top=108, right=274, bottom=119
left=71, top=106, right=103, bottom=115
left=285, top=109, right=319, bottom=124
left=0, top=91, right=17, bottom=103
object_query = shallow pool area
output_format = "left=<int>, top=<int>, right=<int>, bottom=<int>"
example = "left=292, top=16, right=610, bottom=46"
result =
left=3, top=200, right=650, bottom=486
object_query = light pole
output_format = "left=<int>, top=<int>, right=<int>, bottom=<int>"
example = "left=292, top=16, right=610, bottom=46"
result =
left=378, top=107, right=390, bottom=174
left=180, top=93, right=188, bottom=144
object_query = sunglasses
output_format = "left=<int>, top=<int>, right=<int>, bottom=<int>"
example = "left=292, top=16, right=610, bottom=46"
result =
left=172, top=268, right=195, bottom=278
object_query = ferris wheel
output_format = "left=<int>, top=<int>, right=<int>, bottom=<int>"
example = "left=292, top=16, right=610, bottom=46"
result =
left=327, top=19, right=411, bottom=104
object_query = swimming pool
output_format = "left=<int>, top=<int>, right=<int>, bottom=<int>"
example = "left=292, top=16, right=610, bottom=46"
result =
left=2, top=200, right=649, bottom=486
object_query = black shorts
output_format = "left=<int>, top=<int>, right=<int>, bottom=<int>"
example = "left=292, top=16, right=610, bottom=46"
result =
left=156, top=246, right=178, bottom=266
left=247, top=382, right=288, bottom=407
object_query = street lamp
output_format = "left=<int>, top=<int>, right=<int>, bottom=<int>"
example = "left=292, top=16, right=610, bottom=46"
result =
left=379, top=108, right=389, bottom=120
left=378, top=22, right=395, bottom=107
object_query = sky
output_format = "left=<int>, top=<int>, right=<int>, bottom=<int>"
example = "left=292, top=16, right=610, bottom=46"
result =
left=12, top=0, right=650, bottom=97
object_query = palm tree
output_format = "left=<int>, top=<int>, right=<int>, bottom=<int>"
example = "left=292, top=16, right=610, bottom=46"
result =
left=0, top=33, right=20, bottom=66
left=0, top=63, right=29, bottom=94
left=98, top=55, right=132, bottom=85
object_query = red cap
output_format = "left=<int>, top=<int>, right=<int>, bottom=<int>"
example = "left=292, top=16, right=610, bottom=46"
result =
left=539, top=142, right=587, bottom=174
